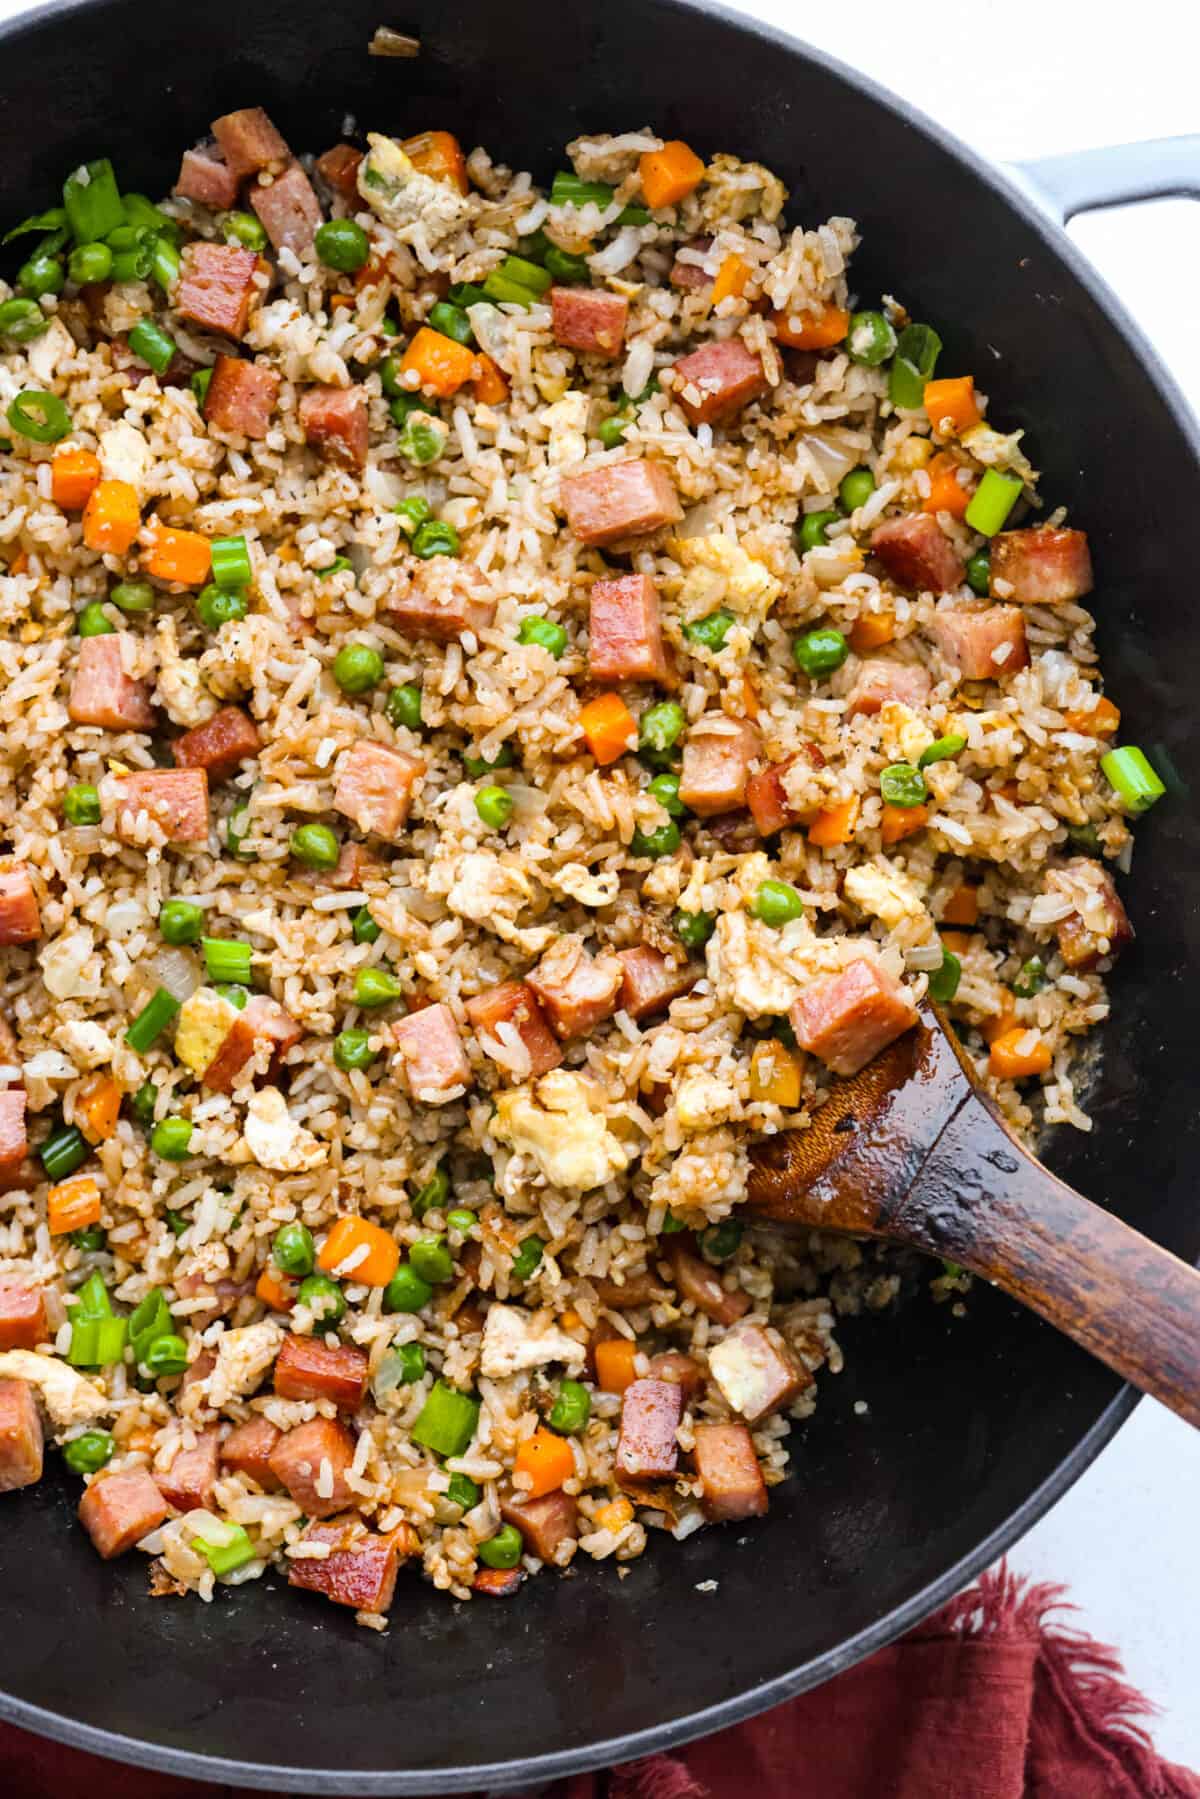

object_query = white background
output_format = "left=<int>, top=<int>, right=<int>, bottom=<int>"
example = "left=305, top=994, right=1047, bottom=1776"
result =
left=1, top=0, right=1196, bottom=1769
left=719, top=0, right=1200, bottom=1767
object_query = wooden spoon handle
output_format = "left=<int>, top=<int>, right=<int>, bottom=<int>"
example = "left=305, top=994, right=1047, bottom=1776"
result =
left=904, top=1092, right=1200, bottom=1429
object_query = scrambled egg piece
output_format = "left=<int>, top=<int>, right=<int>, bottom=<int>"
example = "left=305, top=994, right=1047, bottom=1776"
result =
left=844, top=861, right=926, bottom=931
left=52, top=1020, right=113, bottom=1070
left=357, top=134, right=472, bottom=247
left=549, top=862, right=621, bottom=908
left=174, top=987, right=239, bottom=1078
left=544, top=390, right=589, bottom=468
left=707, top=912, right=817, bottom=1018
left=0, top=1351, right=107, bottom=1429
left=674, top=1069, right=738, bottom=1131
left=155, top=616, right=217, bottom=728
left=242, top=1086, right=326, bottom=1173
left=493, top=1070, right=629, bottom=1192
left=878, top=701, right=934, bottom=768
left=960, top=423, right=1037, bottom=485
left=480, top=1304, right=586, bottom=1379
left=672, top=534, right=781, bottom=630
left=207, top=1321, right=284, bottom=1409
left=98, top=419, right=152, bottom=495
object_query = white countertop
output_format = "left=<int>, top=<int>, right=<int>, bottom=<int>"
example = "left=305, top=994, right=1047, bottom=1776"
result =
left=1, top=0, right=1196, bottom=1767
left=724, top=0, right=1200, bottom=1765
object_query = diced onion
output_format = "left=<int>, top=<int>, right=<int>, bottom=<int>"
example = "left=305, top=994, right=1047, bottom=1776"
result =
left=151, top=946, right=201, bottom=1003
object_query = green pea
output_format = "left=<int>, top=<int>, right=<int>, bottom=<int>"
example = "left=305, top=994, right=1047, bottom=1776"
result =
left=67, top=241, right=113, bottom=286
left=383, top=1263, right=433, bottom=1314
left=62, top=1429, right=114, bottom=1475
left=700, top=1220, right=742, bottom=1262
left=164, top=1209, right=190, bottom=1238
left=795, top=508, right=841, bottom=553
left=158, top=899, right=204, bottom=945
left=333, top=642, right=385, bottom=695
left=333, top=1027, right=375, bottom=1071
left=352, top=906, right=380, bottom=945
left=928, top=949, right=962, bottom=1004
left=879, top=763, right=928, bottom=808
left=1012, top=955, right=1046, bottom=998
left=150, top=1117, right=192, bottom=1161
left=630, top=821, right=681, bottom=860
left=752, top=879, right=804, bottom=928
left=412, top=1167, right=449, bottom=1215
left=77, top=601, right=114, bottom=637
left=297, top=1272, right=346, bottom=1324
left=647, top=771, right=685, bottom=816
left=391, top=1342, right=427, bottom=1385
left=354, top=967, right=403, bottom=1008
left=548, top=1378, right=590, bottom=1435
left=682, top=608, right=735, bottom=651
left=511, top=1235, right=544, bottom=1282
left=478, top=1524, right=523, bottom=1569
left=596, top=414, right=629, bottom=450
left=638, top=700, right=686, bottom=755
left=475, top=784, right=514, bottom=830
left=272, top=1222, right=315, bottom=1276
left=214, top=984, right=248, bottom=1011
left=965, top=549, right=991, bottom=597
left=393, top=494, right=432, bottom=537
left=844, top=310, right=897, bottom=367
left=63, top=782, right=101, bottom=826
left=409, top=1235, right=454, bottom=1284
left=195, top=584, right=247, bottom=631
left=446, top=1208, right=476, bottom=1235
left=838, top=467, right=876, bottom=512
left=314, top=218, right=371, bottom=273
left=517, top=615, right=568, bottom=657
left=386, top=682, right=423, bottom=730
left=222, top=211, right=268, bottom=252
left=290, top=823, right=340, bottom=869
left=144, top=1333, right=189, bottom=1378
left=398, top=413, right=447, bottom=466
left=411, top=518, right=460, bottom=559
left=0, top=298, right=49, bottom=344
left=110, top=579, right=155, bottom=613
left=674, top=908, right=716, bottom=950
left=427, top=300, right=473, bottom=346
left=379, top=354, right=406, bottom=399
left=462, top=743, right=516, bottom=779
left=792, top=627, right=848, bottom=677
left=446, top=1470, right=480, bottom=1511
left=18, top=250, right=65, bottom=298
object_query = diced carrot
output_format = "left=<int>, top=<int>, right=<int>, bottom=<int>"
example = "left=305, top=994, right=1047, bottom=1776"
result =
left=354, top=258, right=385, bottom=293
left=400, top=326, right=478, bottom=399
left=559, top=1308, right=583, bottom=1335
left=402, top=130, right=470, bottom=197
left=981, top=994, right=1017, bottom=1045
left=772, top=302, right=849, bottom=350
left=922, top=451, right=973, bottom=519
left=594, top=1337, right=639, bottom=1394
left=942, top=884, right=979, bottom=927
left=317, top=1215, right=400, bottom=1288
left=47, top=1175, right=101, bottom=1235
left=939, top=930, right=973, bottom=957
left=513, top=1425, right=575, bottom=1499
left=594, top=1495, right=634, bottom=1533
left=82, top=479, right=140, bottom=555
left=808, top=794, right=859, bottom=847
left=255, top=1267, right=296, bottom=1311
left=848, top=610, right=895, bottom=653
left=51, top=447, right=102, bottom=511
left=923, top=376, right=981, bottom=437
left=880, top=802, right=930, bottom=845
left=1063, top=695, right=1120, bottom=737
left=988, top=1026, right=1052, bottom=1081
left=639, top=140, right=706, bottom=210
left=328, top=293, right=355, bottom=311
left=473, top=353, right=509, bottom=406
left=8, top=550, right=29, bottom=576
left=142, top=519, right=212, bottom=586
left=711, top=253, right=750, bottom=306
left=579, top=693, right=637, bottom=766
left=76, top=1073, right=122, bottom=1145
left=748, top=1040, right=804, bottom=1107
left=740, top=669, right=759, bottom=721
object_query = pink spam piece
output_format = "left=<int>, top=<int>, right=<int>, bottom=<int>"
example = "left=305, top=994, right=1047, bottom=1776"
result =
left=68, top=635, right=155, bottom=731
left=550, top=287, right=628, bottom=358
left=203, top=357, right=280, bottom=439
left=176, top=242, right=261, bottom=340
left=789, top=957, right=917, bottom=1076
left=560, top=460, right=682, bottom=546
left=465, top=981, right=562, bottom=1076
left=392, top=1003, right=472, bottom=1102
left=115, top=769, right=210, bottom=844
left=0, top=867, right=40, bottom=945
left=845, top=658, right=932, bottom=719
left=870, top=513, right=965, bottom=593
left=587, top=574, right=675, bottom=686
left=671, top=337, right=767, bottom=426
left=299, top=384, right=368, bottom=468
left=78, top=1466, right=167, bottom=1558
left=927, top=606, right=1028, bottom=681
left=678, top=718, right=762, bottom=817
left=990, top=526, right=1093, bottom=604
left=173, top=705, right=261, bottom=780
left=333, top=740, right=424, bottom=839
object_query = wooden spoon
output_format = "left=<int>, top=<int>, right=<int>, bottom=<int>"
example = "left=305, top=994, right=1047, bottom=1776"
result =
left=747, top=1005, right=1200, bottom=1429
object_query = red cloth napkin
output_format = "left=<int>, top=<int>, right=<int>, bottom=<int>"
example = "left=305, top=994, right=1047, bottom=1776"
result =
left=4, top=1563, right=1197, bottom=1799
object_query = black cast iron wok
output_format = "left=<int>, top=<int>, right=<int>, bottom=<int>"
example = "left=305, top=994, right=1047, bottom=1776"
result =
left=1, top=0, right=1198, bottom=1789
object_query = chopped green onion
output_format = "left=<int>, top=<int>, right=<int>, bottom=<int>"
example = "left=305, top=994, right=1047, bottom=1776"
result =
left=845, top=310, right=897, bottom=367
left=110, top=579, right=155, bottom=613
left=127, top=319, right=176, bottom=376
left=550, top=171, right=615, bottom=208
left=497, top=254, right=552, bottom=296
left=411, top=1380, right=480, bottom=1457
left=7, top=390, right=71, bottom=442
left=109, top=240, right=155, bottom=283
left=1100, top=745, right=1165, bottom=813
left=1012, top=956, right=1046, bottom=998
left=129, top=1288, right=172, bottom=1362
left=376, top=1342, right=426, bottom=1395
left=71, top=1270, right=112, bottom=1318
left=0, top=299, right=49, bottom=344
left=918, top=734, right=967, bottom=768
left=70, top=1225, right=106, bottom=1251
left=214, top=983, right=248, bottom=1010
left=124, top=986, right=181, bottom=1054
left=544, top=244, right=591, bottom=283
left=888, top=323, right=942, bottom=409
left=700, top=1220, right=742, bottom=1262
left=445, top=1470, right=480, bottom=1510
left=130, top=1082, right=157, bottom=1127
left=316, top=556, right=352, bottom=579
left=67, top=1314, right=127, bottom=1368
left=226, top=795, right=254, bottom=859
left=63, top=159, right=124, bottom=244
left=411, top=519, right=460, bottom=559
left=412, top=1167, right=449, bottom=1215
left=150, top=234, right=182, bottom=293
left=41, top=1124, right=89, bottom=1182
left=447, top=281, right=490, bottom=310
left=880, top=763, right=928, bottom=808
left=682, top=608, right=735, bottom=651
left=462, top=744, right=516, bottom=778
left=150, top=1117, right=192, bottom=1161
left=964, top=468, right=1022, bottom=536
left=510, top=1235, right=544, bottom=1281
left=191, top=367, right=213, bottom=409
left=193, top=1518, right=256, bottom=1576
left=164, top=1208, right=190, bottom=1237
left=202, top=936, right=253, bottom=985
left=428, top=300, right=473, bottom=346
left=928, top=949, right=962, bottom=1004
left=121, top=193, right=176, bottom=236
left=3, top=207, right=67, bottom=244
left=210, top=535, right=251, bottom=591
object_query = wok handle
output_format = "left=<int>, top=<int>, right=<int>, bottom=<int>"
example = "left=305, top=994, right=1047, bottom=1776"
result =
left=1011, top=136, right=1200, bottom=223
left=902, top=1088, right=1200, bottom=1430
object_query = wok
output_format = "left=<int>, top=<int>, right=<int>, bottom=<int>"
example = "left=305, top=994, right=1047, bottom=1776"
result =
left=1, top=0, right=1198, bottom=1789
